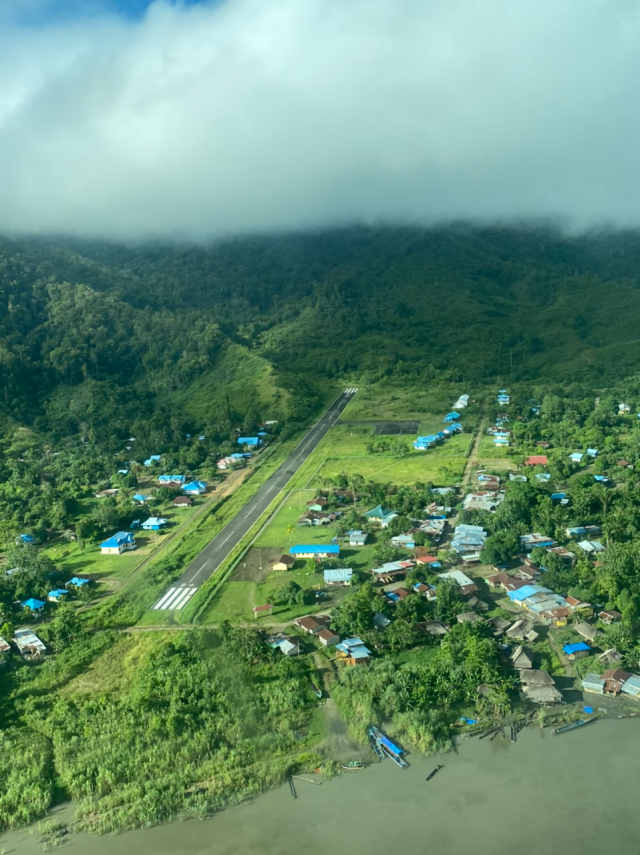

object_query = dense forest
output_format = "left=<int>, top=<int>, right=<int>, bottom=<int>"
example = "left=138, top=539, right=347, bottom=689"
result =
left=4, top=225, right=640, bottom=441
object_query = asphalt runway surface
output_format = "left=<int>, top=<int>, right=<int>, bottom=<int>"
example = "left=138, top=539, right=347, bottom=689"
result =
left=152, top=388, right=358, bottom=611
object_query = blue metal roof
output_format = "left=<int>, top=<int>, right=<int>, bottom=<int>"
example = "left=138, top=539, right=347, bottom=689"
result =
left=238, top=437, right=261, bottom=445
left=68, top=577, right=90, bottom=586
left=443, top=411, right=460, bottom=421
left=290, top=544, right=340, bottom=555
left=22, top=598, right=45, bottom=609
left=563, top=642, right=590, bottom=654
left=508, top=584, right=548, bottom=601
left=100, top=531, right=135, bottom=548
left=324, top=568, right=353, bottom=582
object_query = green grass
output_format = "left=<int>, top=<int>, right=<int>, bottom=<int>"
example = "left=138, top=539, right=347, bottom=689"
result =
left=312, top=453, right=465, bottom=486
left=254, top=491, right=338, bottom=548
left=341, top=385, right=482, bottom=421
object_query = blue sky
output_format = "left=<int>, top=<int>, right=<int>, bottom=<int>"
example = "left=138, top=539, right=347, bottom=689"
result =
left=6, top=0, right=211, bottom=27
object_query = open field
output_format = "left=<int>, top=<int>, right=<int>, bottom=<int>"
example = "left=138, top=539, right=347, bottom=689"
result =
left=311, top=453, right=466, bottom=486
left=340, top=385, right=482, bottom=421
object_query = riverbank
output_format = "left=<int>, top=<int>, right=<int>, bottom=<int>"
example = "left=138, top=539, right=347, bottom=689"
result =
left=5, top=717, right=640, bottom=855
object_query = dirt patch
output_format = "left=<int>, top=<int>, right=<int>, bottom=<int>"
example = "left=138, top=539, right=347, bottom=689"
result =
left=231, top=546, right=285, bottom=582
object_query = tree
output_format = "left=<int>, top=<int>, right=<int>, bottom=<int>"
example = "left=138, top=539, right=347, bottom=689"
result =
left=435, top=578, right=466, bottom=622
left=279, top=581, right=301, bottom=605
left=385, top=619, right=419, bottom=651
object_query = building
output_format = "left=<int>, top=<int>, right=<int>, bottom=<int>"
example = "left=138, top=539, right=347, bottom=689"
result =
left=47, top=589, right=69, bottom=603
left=306, top=498, right=328, bottom=510
left=581, top=673, right=606, bottom=694
left=575, top=622, right=601, bottom=643
left=67, top=577, right=90, bottom=588
left=374, top=612, right=391, bottom=628
left=172, top=496, right=193, bottom=508
left=363, top=505, right=398, bottom=527
left=617, top=459, right=633, bottom=469
left=563, top=642, right=591, bottom=660
left=443, top=411, right=461, bottom=422
left=457, top=611, right=482, bottom=624
left=100, top=531, right=137, bottom=555
left=511, top=646, right=533, bottom=669
left=316, top=628, right=340, bottom=647
left=324, top=568, right=353, bottom=586
left=519, top=670, right=563, bottom=705
left=438, top=569, right=479, bottom=596
left=621, top=675, right=640, bottom=697
left=22, top=598, right=45, bottom=612
left=565, top=596, right=593, bottom=616
left=158, top=474, right=186, bottom=485
left=335, top=637, right=371, bottom=665
left=268, top=554, right=295, bottom=571
left=238, top=437, right=262, bottom=446
left=347, top=530, right=367, bottom=547
left=599, top=609, right=622, bottom=624
left=295, top=616, right=323, bottom=634
left=183, top=480, right=207, bottom=495
left=277, top=637, right=300, bottom=656
left=252, top=604, right=273, bottom=619
left=290, top=545, right=340, bottom=559
left=602, top=668, right=631, bottom=695
left=578, top=540, right=605, bottom=554
left=415, top=620, right=448, bottom=636
left=390, top=534, right=416, bottom=549
left=519, top=533, right=556, bottom=551
left=142, top=517, right=169, bottom=530
left=413, top=582, right=437, bottom=600
left=132, top=493, right=150, bottom=503
left=13, top=629, right=46, bottom=658
left=415, top=555, right=442, bottom=569
left=525, top=455, right=548, bottom=466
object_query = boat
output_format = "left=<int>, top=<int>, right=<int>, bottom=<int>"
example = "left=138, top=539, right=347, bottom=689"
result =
left=342, top=761, right=366, bottom=770
left=368, top=727, right=384, bottom=761
left=552, top=718, right=596, bottom=735
left=310, top=681, right=323, bottom=699
left=426, top=764, right=443, bottom=781
left=380, top=744, right=409, bottom=769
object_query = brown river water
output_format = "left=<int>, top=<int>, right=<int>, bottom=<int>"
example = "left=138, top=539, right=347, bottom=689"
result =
left=3, top=718, right=640, bottom=855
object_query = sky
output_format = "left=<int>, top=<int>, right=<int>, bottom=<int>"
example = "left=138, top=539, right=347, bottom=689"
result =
left=1, top=0, right=640, bottom=241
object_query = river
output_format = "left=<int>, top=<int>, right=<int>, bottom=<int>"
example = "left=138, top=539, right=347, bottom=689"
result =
left=4, top=718, right=639, bottom=854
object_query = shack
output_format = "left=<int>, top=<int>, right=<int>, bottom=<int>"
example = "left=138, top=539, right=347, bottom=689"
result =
left=563, top=642, right=591, bottom=661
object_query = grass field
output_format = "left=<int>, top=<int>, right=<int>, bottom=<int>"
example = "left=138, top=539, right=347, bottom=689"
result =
left=312, top=453, right=466, bottom=486
left=340, top=385, right=482, bottom=421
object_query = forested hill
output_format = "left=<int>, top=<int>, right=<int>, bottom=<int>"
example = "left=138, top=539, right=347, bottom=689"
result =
left=3, top=225, right=640, bottom=438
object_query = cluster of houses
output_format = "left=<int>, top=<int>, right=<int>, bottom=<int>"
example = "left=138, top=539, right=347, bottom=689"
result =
left=450, top=524, right=488, bottom=562
left=413, top=395, right=468, bottom=451
left=464, top=473, right=506, bottom=513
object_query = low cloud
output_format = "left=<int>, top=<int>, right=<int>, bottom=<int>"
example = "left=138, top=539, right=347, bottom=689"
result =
left=1, top=0, right=640, bottom=240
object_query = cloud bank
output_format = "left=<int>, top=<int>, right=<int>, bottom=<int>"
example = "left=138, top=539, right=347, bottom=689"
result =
left=1, top=0, right=640, bottom=240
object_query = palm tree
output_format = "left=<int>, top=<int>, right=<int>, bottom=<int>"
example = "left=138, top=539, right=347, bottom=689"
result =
left=592, top=483, right=612, bottom=515
left=286, top=524, right=294, bottom=543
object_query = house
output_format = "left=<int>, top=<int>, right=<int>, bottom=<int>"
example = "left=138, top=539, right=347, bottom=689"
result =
left=443, top=412, right=460, bottom=422
left=438, top=569, right=479, bottom=596
left=457, top=611, right=482, bottom=624
left=316, top=628, right=340, bottom=647
left=569, top=453, right=584, bottom=463
left=22, top=598, right=45, bottom=612
left=514, top=565, right=540, bottom=581
left=566, top=526, right=587, bottom=539
left=277, top=638, right=300, bottom=656
left=565, top=596, right=593, bottom=616
left=216, top=457, right=235, bottom=470
left=363, top=505, right=398, bottom=527
left=95, top=488, right=119, bottom=499
left=132, top=493, right=150, bottom=503
left=511, top=646, right=533, bottom=669
left=485, top=572, right=510, bottom=589
left=172, top=496, right=193, bottom=508
left=183, top=480, right=207, bottom=495
left=142, top=517, right=168, bottom=530
left=547, top=546, right=574, bottom=561
left=67, top=577, right=90, bottom=588
left=506, top=620, right=538, bottom=642
left=536, top=441, right=551, bottom=449
left=598, top=648, right=623, bottom=667
left=519, top=533, right=555, bottom=551
left=525, top=455, right=548, bottom=466
left=158, top=475, right=185, bottom=485
left=534, top=473, right=551, bottom=482
left=602, top=668, right=632, bottom=695
left=47, top=589, right=69, bottom=603
left=467, top=596, right=489, bottom=611
left=324, top=568, right=353, bottom=586
left=307, top=497, right=328, bottom=509
left=577, top=540, right=605, bottom=554
left=117, top=469, right=129, bottom=475
left=238, top=437, right=262, bottom=446
left=488, top=616, right=511, bottom=637
left=347, top=530, right=367, bottom=547
left=586, top=448, right=598, bottom=457
left=144, top=455, right=162, bottom=466
left=371, top=560, right=414, bottom=581
left=415, top=555, right=442, bottom=569
left=618, top=403, right=631, bottom=414
left=453, top=395, right=469, bottom=409
left=17, top=534, right=34, bottom=544
left=13, top=630, right=46, bottom=658
left=298, top=511, right=331, bottom=526
left=519, top=670, right=563, bottom=705
left=252, top=604, right=273, bottom=618
left=415, top=620, right=448, bottom=636
left=581, top=673, right=606, bottom=694
left=563, top=642, right=591, bottom=660
left=290, top=545, right=340, bottom=559
left=373, top=613, right=391, bottom=628
left=390, top=534, right=416, bottom=549
left=621, top=675, right=640, bottom=698
left=598, top=609, right=622, bottom=624
left=335, top=637, right=372, bottom=665
left=295, top=616, right=322, bottom=634
left=100, top=531, right=136, bottom=554
left=541, top=606, right=571, bottom=626
left=413, top=583, right=437, bottom=600
left=269, top=554, right=295, bottom=571
left=617, top=459, right=633, bottom=469
left=551, top=492, right=568, bottom=504
left=575, top=622, right=601, bottom=643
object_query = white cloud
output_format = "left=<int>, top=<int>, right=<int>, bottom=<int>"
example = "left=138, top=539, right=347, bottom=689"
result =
left=1, top=0, right=640, bottom=239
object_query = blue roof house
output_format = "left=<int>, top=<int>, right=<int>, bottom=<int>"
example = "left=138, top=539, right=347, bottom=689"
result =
left=443, top=412, right=460, bottom=422
left=290, top=545, right=340, bottom=558
left=67, top=577, right=90, bottom=588
left=48, top=589, right=69, bottom=603
left=570, top=452, right=584, bottom=462
left=22, top=598, right=45, bottom=612
left=133, top=493, right=149, bottom=503
left=363, top=505, right=398, bottom=527
left=100, top=531, right=136, bottom=555
left=238, top=437, right=261, bottom=446
left=324, top=568, right=353, bottom=586
left=142, top=517, right=168, bottom=531
left=183, top=480, right=207, bottom=495
left=586, top=448, right=598, bottom=457
left=563, top=641, right=591, bottom=660
left=17, top=534, right=34, bottom=544
left=144, top=455, right=162, bottom=466
left=158, top=475, right=186, bottom=484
